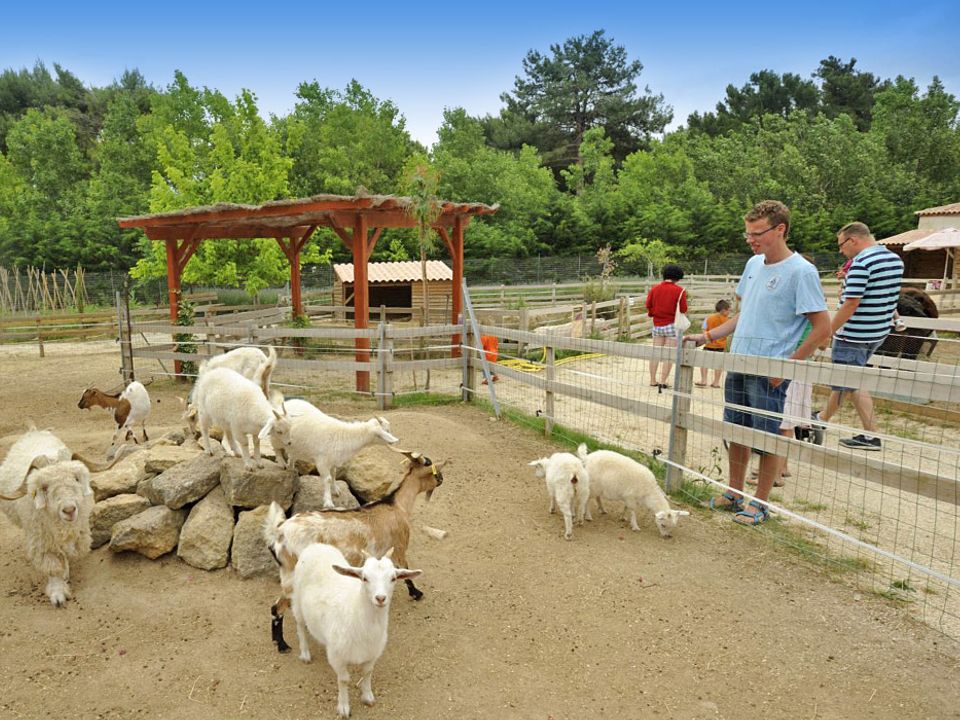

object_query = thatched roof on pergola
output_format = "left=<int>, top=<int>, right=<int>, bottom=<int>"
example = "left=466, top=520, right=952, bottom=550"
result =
left=118, top=193, right=499, bottom=240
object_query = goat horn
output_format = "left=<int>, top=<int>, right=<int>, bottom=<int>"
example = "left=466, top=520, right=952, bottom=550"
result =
left=0, top=488, right=27, bottom=500
left=71, top=445, right=136, bottom=473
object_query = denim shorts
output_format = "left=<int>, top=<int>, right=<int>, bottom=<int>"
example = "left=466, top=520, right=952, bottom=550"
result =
left=830, top=338, right=883, bottom=391
left=723, top=372, right=789, bottom=438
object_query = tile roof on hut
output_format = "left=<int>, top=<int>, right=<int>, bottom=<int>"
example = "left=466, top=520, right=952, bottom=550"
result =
left=334, top=261, right=453, bottom=284
left=916, top=202, right=960, bottom=217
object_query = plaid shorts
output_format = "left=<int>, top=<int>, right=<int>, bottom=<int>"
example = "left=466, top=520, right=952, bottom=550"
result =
left=652, top=324, right=677, bottom=338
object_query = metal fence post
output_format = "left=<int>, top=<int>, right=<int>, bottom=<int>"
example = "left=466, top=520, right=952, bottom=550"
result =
left=544, top=344, right=555, bottom=436
left=665, top=335, right=693, bottom=492
left=461, top=312, right=474, bottom=402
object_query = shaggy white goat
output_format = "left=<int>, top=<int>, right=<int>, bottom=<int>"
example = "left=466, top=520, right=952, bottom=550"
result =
left=192, top=367, right=291, bottom=469
left=577, top=445, right=689, bottom=537
left=0, top=429, right=95, bottom=606
left=106, top=381, right=151, bottom=460
left=528, top=452, right=590, bottom=540
left=291, top=543, right=421, bottom=718
left=287, top=413, right=399, bottom=509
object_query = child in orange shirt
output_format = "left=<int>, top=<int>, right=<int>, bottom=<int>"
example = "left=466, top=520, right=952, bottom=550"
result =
left=696, top=299, right=731, bottom=388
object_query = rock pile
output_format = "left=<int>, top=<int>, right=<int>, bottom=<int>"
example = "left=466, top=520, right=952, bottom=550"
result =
left=89, top=433, right=400, bottom=579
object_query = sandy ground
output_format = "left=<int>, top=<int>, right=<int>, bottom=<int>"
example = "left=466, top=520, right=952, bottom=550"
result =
left=2, top=344, right=960, bottom=720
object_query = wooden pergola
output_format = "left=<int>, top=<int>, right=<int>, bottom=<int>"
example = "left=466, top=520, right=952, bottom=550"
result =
left=118, top=193, right=498, bottom=390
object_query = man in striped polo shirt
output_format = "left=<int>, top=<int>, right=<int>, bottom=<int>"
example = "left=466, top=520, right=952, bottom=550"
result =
left=815, top=222, right=904, bottom=450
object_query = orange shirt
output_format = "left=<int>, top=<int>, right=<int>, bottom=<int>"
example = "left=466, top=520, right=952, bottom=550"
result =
left=704, top=313, right=727, bottom=350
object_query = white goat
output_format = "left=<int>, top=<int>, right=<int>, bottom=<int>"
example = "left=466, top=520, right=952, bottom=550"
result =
left=263, top=451, right=444, bottom=653
left=528, top=452, right=590, bottom=540
left=202, top=345, right=268, bottom=378
left=287, top=414, right=399, bottom=509
left=192, top=367, right=292, bottom=469
left=0, top=429, right=96, bottom=606
left=291, top=543, right=421, bottom=718
left=577, top=444, right=689, bottom=537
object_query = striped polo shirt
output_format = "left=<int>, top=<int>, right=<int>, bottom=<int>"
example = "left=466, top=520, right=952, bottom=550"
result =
left=837, top=245, right=904, bottom=343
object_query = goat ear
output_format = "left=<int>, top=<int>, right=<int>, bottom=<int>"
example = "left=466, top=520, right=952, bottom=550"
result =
left=676, top=510, right=690, bottom=517
left=394, top=569, right=423, bottom=581
left=331, top=564, right=364, bottom=580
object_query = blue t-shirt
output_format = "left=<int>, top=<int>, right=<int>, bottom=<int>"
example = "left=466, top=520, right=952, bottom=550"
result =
left=837, top=245, right=904, bottom=343
left=731, top=253, right=827, bottom=358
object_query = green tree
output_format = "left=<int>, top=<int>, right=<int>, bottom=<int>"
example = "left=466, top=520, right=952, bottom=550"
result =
left=131, top=76, right=318, bottom=295
left=282, top=80, right=420, bottom=197
left=434, top=108, right=559, bottom=257
left=687, top=69, right=820, bottom=136
left=815, top=56, right=889, bottom=131
left=489, top=30, right=671, bottom=174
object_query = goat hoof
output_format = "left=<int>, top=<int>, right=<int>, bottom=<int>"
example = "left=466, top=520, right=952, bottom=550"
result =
left=298, top=651, right=312, bottom=663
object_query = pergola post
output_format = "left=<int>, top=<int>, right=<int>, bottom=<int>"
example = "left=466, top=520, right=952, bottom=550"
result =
left=439, top=217, right=466, bottom=358
left=164, top=239, right=183, bottom=376
left=353, top=214, right=371, bottom=392
left=276, top=227, right=315, bottom=319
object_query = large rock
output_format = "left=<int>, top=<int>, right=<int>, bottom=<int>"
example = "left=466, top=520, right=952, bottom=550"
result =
left=177, top=486, right=234, bottom=570
left=138, top=454, right=222, bottom=509
left=143, top=444, right=201, bottom=474
left=109, top=505, right=187, bottom=559
left=220, top=458, right=294, bottom=509
left=293, top=477, right=359, bottom=513
left=337, top=447, right=403, bottom=503
left=90, top=494, right=152, bottom=548
left=231, top=506, right=278, bottom=579
left=90, top=450, right=149, bottom=502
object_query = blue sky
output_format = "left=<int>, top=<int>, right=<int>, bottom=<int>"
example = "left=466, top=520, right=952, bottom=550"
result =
left=3, top=1, right=956, bottom=146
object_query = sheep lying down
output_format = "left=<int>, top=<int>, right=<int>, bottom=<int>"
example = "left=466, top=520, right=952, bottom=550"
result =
left=0, top=428, right=115, bottom=606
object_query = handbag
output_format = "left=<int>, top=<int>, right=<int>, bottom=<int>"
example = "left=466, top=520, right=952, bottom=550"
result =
left=673, top=289, right=691, bottom=333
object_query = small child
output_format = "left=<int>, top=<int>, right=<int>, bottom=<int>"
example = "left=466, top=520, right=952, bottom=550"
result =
left=697, top=299, right=730, bottom=388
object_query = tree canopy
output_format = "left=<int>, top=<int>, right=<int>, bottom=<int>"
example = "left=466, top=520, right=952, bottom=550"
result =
left=0, top=35, right=957, bottom=289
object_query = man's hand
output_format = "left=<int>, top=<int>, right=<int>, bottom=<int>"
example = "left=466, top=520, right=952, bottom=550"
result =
left=684, top=333, right=706, bottom=347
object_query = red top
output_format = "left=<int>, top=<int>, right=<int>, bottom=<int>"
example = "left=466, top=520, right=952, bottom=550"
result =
left=646, top=281, right=687, bottom=327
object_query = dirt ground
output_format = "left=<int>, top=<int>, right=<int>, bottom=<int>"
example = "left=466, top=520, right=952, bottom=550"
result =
left=2, top=343, right=960, bottom=720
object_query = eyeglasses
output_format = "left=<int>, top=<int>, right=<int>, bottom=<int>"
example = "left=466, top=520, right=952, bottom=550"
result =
left=743, top=224, right=781, bottom=240
left=838, top=237, right=853, bottom=250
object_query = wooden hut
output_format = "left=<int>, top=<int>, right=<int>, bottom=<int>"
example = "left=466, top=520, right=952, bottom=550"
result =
left=333, top=260, right=454, bottom=321
left=878, top=201, right=960, bottom=279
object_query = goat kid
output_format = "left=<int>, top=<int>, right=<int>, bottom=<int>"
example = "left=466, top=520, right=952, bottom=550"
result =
left=292, top=543, right=421, bottom=718
left=286, top=413, right=399, bottom=509
left=77, top=381, right=151, bottom=460
left=528, top=452, right=590, bottom=540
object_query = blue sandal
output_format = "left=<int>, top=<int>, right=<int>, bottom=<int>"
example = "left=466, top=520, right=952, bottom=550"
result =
left=733, top=500, right=770, bottom=526
left=708, top=491, right=744, bottom=512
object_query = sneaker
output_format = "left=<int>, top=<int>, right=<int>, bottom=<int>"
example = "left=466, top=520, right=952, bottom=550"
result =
left=809, top=411, right=826, bottom=445
left=839, top=434, right=882, bottom=450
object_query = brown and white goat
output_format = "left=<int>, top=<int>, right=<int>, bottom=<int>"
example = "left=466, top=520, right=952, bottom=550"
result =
left=263, top=450, right=445, bottom=653
left=78, top=381, right=151, bottom=459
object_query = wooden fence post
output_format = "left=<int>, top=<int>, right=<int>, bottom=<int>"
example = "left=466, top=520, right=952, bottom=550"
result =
left=665, top=338, right=694, bottom=492
left=377, top=311, right=393, bottom=410
left=518, top=308, right=529, bottom=358
left=36, top=316, right=44, bottom=358
left=544, top=344, right=555, bottom=437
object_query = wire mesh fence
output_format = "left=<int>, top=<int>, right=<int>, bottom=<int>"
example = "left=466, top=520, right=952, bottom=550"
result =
left=462, top=324, right=960, bottom=638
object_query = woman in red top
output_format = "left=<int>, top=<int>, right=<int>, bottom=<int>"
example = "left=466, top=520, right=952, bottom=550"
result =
left=645, top=264, right=687, bottom=388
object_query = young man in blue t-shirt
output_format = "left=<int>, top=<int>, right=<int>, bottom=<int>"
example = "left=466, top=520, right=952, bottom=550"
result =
left=687, top=200, right=830, bottom=525
left=814, top=222, right=904, bottom=450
